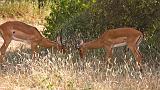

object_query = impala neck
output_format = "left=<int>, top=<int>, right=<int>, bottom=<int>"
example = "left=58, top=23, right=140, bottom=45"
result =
left=82, top=38, right=103, bottom=49
left=40, top=38, right=58, bottom=48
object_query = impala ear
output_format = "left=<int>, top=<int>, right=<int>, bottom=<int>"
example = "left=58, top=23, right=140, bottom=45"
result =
left=76, top=43, right=80, bottom=49
left=76, top=40, right=84, bottom=49
left=80, top=40, right=84, bottom=45
left=56, top=36, right=62, bottom=45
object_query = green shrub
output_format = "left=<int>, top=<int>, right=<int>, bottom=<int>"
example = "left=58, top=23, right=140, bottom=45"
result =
left=45, top=0, right=160, bottom=42
left=44, top=0, right=95, bottom=39
left=44, top=0, right=160, bottom=64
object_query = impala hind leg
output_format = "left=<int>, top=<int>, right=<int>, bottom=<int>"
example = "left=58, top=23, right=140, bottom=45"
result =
left=127, top=44, right=142, bottom=71
left=0, top=37, right=11, bottom=63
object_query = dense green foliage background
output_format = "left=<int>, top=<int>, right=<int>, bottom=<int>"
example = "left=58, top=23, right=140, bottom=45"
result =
left=45, top=0, right=160, bottom=44
left=44, top=0, right=160, bottom=64
left=44, top=0, right=160, bottom=65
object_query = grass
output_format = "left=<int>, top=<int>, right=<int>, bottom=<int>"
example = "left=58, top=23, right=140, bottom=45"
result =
left=0, top=47, right=159, bottom=90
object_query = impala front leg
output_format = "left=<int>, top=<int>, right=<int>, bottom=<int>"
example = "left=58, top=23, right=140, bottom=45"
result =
left=0, top=38, right=11, bottom=63
left=105, top=46, right=113, bottom=64
left=31, top=42, right=38, bottom=61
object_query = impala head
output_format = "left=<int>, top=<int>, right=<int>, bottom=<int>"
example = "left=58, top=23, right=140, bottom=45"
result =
left=56, top=36, right=66, bottom=53
left=77, top=40, right=86, bottom=58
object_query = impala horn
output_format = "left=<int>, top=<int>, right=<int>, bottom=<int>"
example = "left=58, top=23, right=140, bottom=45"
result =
left=56, top=36, right=62, bottom=45
left=80, top=40, right=84, bottom=45
left=56, top=35, right=65, bottom=53
left=78, top=40, right=84, bottom=58
left=76, top=39, right=84, bottom=50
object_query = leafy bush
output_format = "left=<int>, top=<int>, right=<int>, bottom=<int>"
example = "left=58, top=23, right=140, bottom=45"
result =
left=45, top=0, right=160, bottom=42
left=44, top=0, right=160, bottom=64
left=44, top=0, right=95, bottom=39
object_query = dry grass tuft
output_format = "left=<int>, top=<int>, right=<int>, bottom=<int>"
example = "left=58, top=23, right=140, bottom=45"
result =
left=0, top=1, right=50, bottom=25
left=0, top=47, right=159, bottom=90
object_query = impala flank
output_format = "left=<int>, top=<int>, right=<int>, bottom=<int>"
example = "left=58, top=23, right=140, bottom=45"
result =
left=0, top=21, right=65, bottom=63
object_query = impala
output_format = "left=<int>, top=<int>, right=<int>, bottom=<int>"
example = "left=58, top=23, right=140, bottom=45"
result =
left=0, top=21, right=65, bottom=63
left=77, top=28, right=143, bottom=67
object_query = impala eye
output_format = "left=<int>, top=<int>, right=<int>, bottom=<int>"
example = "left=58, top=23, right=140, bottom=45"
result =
left=13, top=31, right=15, bottom=34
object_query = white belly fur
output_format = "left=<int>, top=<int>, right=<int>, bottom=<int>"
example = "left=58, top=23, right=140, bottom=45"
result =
left=113, top=42, right=127, bottom=47
left=12, top=36, right=30, bottom=43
